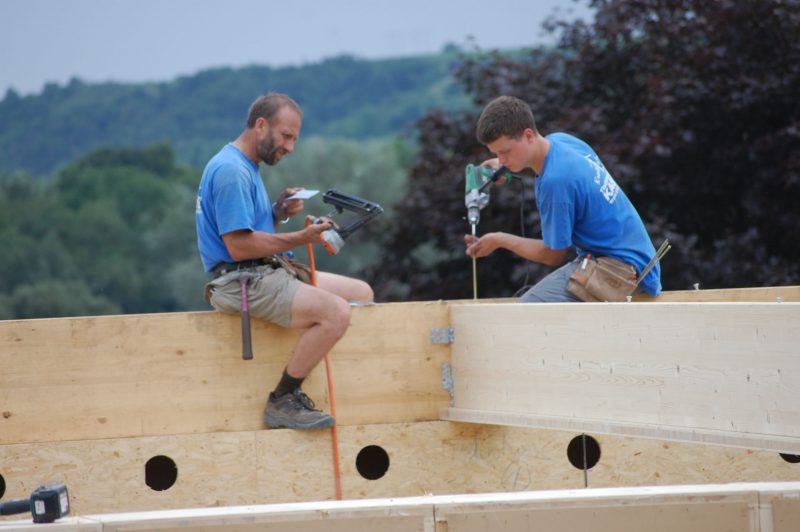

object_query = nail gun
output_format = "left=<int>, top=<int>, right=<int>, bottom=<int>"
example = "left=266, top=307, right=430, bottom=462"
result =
left=315, top=189, right=384, bottom=255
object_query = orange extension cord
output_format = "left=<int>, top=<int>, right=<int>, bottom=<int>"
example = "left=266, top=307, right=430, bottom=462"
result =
left=304, top=217, right=343, bottom=501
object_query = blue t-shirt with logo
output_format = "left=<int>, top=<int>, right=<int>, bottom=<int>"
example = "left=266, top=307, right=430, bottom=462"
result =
left=195, top=143, right=275, bottom=271
left=536, top=132, right=661, bottom=296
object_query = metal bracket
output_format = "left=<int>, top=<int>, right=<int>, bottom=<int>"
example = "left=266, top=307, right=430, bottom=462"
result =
left=441, top=362, right=454, bottom=406
left=430, top=327, right=454, bottom=345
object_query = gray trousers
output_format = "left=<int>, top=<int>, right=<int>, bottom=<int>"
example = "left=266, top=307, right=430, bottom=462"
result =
left=519, top=258, right=583, bottom=303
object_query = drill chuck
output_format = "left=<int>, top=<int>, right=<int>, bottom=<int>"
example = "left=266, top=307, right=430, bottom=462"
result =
left=467, top=205, right=481, bottom=226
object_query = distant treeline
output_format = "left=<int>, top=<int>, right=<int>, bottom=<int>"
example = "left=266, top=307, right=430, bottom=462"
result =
left=0, top=50, right=468, bottom=176
left=0, top=137, right=413, bottom=319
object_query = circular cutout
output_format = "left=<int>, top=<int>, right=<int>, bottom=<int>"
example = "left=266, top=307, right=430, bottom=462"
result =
left=356, top=445, right=390, bottom=480
left=567, top=434, right=601, bottom=470
left=780, top=453, right=800, bottom=464
left=0, top=473, right=5, bottom=498
left=145, top=455, right=178, bottom=491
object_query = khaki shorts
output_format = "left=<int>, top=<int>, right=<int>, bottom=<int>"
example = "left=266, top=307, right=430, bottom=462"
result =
left=204, top=265, right=301, bottom=328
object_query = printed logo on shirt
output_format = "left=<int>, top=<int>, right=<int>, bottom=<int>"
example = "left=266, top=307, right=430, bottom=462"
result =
left=584, top=154, right=619, bottom=204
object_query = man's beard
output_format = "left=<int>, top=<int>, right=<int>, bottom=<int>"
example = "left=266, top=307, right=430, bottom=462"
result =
left=257, top=134, right=284, bottom=166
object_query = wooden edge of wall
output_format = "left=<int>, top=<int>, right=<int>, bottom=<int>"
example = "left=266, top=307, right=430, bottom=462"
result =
left=442, top=408, right=800, bottom=454
left=1, top=286, right=797, bottom=446
left=0, top=300, right=453, bottom=444
left=633, top=285, right=800, bottom=302
left=2, top=482, right=800, bottom=531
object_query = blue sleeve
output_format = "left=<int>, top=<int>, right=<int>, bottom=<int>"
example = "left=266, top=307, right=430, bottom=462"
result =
left=213, top=165, right=255, bottom=236
left=538, top=181, right=575, bottom=250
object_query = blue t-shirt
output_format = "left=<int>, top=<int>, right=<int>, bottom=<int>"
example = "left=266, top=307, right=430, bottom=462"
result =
left=536, top=133, right=661, bottom=296
left=195, top=143, right=275, bottom=271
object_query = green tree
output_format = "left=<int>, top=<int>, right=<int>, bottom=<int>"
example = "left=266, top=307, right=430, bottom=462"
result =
left=0, top=136, right=412, bottom=318
left=2, top=280, right=120, bottom=319
left=0, top=52, right=467, bottom=176
left=262, top=136, right=415, bottom=276
left=0, top=144, right=202, bottom=318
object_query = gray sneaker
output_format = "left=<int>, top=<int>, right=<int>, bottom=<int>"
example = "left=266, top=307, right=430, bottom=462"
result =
left=263, top=389, right=335, bottom=429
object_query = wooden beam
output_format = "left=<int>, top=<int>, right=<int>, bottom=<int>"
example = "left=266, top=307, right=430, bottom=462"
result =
left=446, top=302, right=800, bottom=452
left=633, top=285, right=800, bottom=302
left=0, top=301, right=452, bottom=445
left=2, top=289, right=794, bottom=446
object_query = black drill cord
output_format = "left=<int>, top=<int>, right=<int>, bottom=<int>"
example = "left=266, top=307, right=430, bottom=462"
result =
left=512, top=177, right=533, bottom=297
left=0, top=498, right=30, bottom=516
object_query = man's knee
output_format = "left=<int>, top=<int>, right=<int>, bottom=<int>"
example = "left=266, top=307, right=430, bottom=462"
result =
left=353, top=280, right=374, bottom=302
left=328, top=297, right=352, bottom=338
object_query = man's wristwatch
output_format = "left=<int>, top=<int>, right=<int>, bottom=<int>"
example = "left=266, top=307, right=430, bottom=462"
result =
left=272, top=202, right=290, bottom=224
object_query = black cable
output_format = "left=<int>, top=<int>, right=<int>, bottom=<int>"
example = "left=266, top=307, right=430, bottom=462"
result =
left=0, top=498, right=30, bottom=516
left=512, top=176, right=533, bottom=297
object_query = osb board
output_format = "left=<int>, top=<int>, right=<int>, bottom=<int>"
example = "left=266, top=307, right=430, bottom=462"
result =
left=449, top=302, right=800, bottom=452
left=2, top=422, right=799, bottom=519
left=0, top=301, right=452, bottom=445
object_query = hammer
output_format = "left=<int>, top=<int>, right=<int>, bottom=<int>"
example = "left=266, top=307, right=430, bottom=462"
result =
left=239, top=272, right=259, bottom=360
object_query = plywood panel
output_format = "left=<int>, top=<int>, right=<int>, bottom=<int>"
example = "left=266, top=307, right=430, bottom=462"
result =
left=3, top=422, right=799, bottom=519
left=0, top=301, right=452, bottom=445
left=448, top=302, right=800, bottom=452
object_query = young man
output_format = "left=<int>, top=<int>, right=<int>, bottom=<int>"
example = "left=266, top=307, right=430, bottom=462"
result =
left=196, top=93, right=373, bottom=429
left=465, top=95, right=661, bottom=301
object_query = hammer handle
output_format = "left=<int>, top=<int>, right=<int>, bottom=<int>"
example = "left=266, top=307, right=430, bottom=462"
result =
left=240, top=277, right=253, bottom=360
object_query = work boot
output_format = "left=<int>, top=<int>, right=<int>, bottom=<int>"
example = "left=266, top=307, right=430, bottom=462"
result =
left=263, top=389, right=335, bottom=429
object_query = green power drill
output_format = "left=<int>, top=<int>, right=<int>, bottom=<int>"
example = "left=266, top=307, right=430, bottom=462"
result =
left=464, top=164, right=514, bottom=231
left=464, top=164, right=515, bottom=299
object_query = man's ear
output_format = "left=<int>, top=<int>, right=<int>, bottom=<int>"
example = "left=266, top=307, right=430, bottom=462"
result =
left=255, top=116, right=269, bottom=131
left=523, top=128, right=536, bottom=143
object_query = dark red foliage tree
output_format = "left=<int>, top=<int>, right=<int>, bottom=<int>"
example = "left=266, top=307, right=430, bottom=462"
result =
left=371, top=0, right=800, bottom=300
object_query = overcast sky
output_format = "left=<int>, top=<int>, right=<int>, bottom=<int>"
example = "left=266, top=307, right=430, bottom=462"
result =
left=0, top=0, right=593, bottom=97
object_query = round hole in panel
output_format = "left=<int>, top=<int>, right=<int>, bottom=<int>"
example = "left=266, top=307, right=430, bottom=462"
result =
left=145, top=455, right=178, bottom=491
left=356, top=445, right=390, bottom=480
left=567, top=434, right=601, bottom=470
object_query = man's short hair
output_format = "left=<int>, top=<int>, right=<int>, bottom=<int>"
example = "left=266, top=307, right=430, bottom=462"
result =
left=476, top=96, right=537, bottom=145
left=246, top=93, right=303, bottom=128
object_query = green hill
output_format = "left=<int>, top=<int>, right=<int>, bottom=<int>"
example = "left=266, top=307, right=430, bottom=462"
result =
left=0, top=51, right=469, bottom=176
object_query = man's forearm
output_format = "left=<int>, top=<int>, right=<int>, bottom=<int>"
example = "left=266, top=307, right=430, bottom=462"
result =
left=223, top=229, right=313, bottom=261
left=494, top=233, right=567, bottom=266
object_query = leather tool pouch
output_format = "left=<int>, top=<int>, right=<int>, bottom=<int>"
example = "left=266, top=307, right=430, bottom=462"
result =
left=567, top=256, right=638, bottom=302
left=204, top=255, right=313, bottom=302
left=265, top=255, right=313, bottom=285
